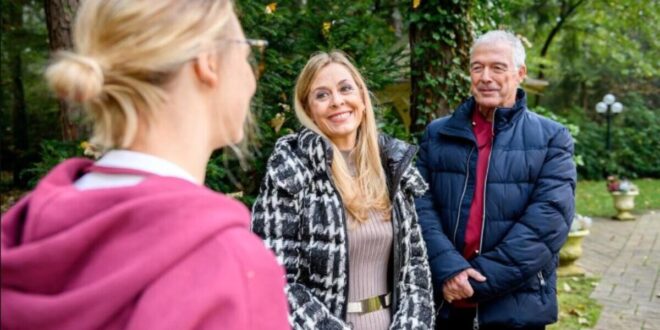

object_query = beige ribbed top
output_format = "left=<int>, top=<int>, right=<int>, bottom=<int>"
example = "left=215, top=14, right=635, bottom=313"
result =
left=342, top=151, right=393, bottom=330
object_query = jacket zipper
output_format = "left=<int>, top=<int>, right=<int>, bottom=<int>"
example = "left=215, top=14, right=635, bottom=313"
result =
left=538, top=271, right=547, bottom=304
left=436, top=300, right=445, bottom=319
left=446, top=143, right=474, bottom=321
left=452, top=146, right=475, bottom=244
left=538, top=271, right=546, bottom=286
left=473, top=108, right=498, bottom=330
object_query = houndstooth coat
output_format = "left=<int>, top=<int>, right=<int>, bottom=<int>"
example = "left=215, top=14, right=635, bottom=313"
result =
left=252, top=128, right=434, bottom=329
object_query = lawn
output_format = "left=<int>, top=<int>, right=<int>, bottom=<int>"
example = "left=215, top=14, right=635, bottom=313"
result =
left=549, top=276, right=602, bottom=330
left=576, top=178, right=660, bottom=218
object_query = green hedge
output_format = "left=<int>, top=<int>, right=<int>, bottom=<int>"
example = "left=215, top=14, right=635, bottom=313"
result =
left=570, top=94, right=659, bottom=179
left=523, top=95, right=658, bottom=180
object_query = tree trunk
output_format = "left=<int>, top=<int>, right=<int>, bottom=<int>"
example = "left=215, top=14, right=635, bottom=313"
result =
left=410, top=0, right=473, bottom=135
left=44, top=0, right=81, bottom=141
left=7, top=0, right=29, bottom=186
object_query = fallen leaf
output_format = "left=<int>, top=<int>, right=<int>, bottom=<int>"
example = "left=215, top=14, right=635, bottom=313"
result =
left=270, top=113, right=285, bottom=133
left=322, top=21, right=332, bottom=35
left=568, top=308, right=583, bottom=317
left=563, top=282, right=572, bottom=292
left=578, top=317, right=589, bottom=325
left=265, top=2, right=277, bottom=14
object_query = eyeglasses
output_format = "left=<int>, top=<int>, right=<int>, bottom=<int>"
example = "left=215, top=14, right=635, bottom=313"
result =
left=223, top=39, right=268, bottom=80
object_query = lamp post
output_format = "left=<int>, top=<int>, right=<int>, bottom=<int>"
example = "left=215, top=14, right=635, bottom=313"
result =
left=595, top=93, right=623, bottom=153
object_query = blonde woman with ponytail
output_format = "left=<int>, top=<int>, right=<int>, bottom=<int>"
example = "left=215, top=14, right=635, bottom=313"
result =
left=1, top=1, right=289, bottom=329
left=252, top=51, right=434, bottom=329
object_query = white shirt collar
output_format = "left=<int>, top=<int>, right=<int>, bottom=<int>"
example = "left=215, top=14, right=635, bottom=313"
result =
left=96, top=150, right=198, bottom=184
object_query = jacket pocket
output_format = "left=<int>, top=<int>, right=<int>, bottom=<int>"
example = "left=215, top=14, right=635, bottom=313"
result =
left=537, top=271, right=547, bottom=304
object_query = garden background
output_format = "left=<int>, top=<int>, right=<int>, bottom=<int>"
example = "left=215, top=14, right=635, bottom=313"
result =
left=1, top=0, right=657, bottom=200
left=1, top=1, right=658, bottom=328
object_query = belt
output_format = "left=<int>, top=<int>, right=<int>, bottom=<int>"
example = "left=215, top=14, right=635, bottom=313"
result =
left=346, top=293, right=392, bottom=314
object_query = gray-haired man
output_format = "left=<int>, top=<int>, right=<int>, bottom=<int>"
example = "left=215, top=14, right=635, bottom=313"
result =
left=416, top=30, right=577, bottom=329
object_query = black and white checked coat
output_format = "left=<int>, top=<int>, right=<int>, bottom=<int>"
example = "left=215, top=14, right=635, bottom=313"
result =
left=252, top=128, right=434, bottom=329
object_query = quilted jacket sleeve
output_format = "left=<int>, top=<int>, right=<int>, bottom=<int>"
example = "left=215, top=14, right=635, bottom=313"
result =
left=252, top=158, right=350, bottom=330
left=390, top=166, right=435, bottom=329
left=468, top=126, right=577, bottom=302
left=415, top=128, right=472, bottom=289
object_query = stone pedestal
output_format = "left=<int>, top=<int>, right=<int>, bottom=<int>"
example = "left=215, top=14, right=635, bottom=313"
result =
left=611, top=191, right=639, bottom=220
left=558, top=230, right=589, bottom=277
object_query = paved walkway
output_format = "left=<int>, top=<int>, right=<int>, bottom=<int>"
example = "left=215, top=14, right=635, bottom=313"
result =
left=578, top=210, right=660, bottom=330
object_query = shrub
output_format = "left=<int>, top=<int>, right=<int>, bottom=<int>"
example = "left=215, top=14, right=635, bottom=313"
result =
left=571, top=95, right=659, bottom=179
left=21, top=140, right=86, bottom=187
left=537, top=93, right=659, bottom=180
left=214, top=1, right=407, bottom=204
left=530, top=106, right=584, bottom=168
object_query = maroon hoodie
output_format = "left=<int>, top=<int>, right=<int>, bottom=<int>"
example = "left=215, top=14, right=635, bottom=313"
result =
left=1, top=158, right=290, bottom=330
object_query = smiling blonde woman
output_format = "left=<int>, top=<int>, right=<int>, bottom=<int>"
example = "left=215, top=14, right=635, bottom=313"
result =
left=252, top=51, right=434, bottom=329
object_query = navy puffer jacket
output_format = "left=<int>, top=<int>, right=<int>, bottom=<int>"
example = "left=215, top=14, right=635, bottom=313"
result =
left=415, top=89, right=576, bottom=328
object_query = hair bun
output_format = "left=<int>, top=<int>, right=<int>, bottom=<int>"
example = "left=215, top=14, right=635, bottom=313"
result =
left=45, top=51, right=104, bottom=102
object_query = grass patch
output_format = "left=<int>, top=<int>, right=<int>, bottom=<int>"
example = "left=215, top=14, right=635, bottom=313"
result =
left=549, top=276, right=602, bottom=330
left=576, top=178, right=660, bottom=218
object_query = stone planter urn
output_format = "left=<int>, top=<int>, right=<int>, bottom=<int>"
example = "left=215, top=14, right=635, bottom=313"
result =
left=558, top=230, right=589, bottom=277
left=611, top=190, right=639, bottom=220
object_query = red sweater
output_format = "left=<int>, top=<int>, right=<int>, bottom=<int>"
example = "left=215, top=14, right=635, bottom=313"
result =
left=464, top=108, right=493, bottom=260
left=453, top=109, right=493, bottom=309
left=1, top=158, right=290, bottom=330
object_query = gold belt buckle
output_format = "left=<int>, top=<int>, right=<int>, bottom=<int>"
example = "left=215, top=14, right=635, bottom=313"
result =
left=347, top=293, right=392, bottom=314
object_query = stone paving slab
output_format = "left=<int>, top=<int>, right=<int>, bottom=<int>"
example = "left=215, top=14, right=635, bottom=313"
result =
left=578, top=210, right=660, bottom=330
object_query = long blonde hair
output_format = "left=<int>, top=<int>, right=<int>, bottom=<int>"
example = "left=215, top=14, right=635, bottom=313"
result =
left=294, top=51, right=390, bottom=222
left=45, top=0, right=234, bottom=151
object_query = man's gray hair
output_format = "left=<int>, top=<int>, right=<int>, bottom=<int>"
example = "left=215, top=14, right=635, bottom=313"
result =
left=470, top=30, right=526, bottom=69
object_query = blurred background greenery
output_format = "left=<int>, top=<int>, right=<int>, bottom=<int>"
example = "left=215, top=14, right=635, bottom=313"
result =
left=2, top=3, right=657, bottom=328
left=1, top=0, right=658, bottom=204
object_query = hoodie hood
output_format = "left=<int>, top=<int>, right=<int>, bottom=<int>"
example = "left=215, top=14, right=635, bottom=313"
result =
left=1, top=158, right=250, bottom=329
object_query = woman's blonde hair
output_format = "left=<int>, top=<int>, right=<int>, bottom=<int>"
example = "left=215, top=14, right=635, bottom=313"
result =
left=294, top=51, right=390, bottom=222
left=45, top=0, right=234, bottom=151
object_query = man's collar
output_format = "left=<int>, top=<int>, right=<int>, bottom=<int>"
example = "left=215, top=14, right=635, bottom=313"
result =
left=439, top=88, right=528, bottom=140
